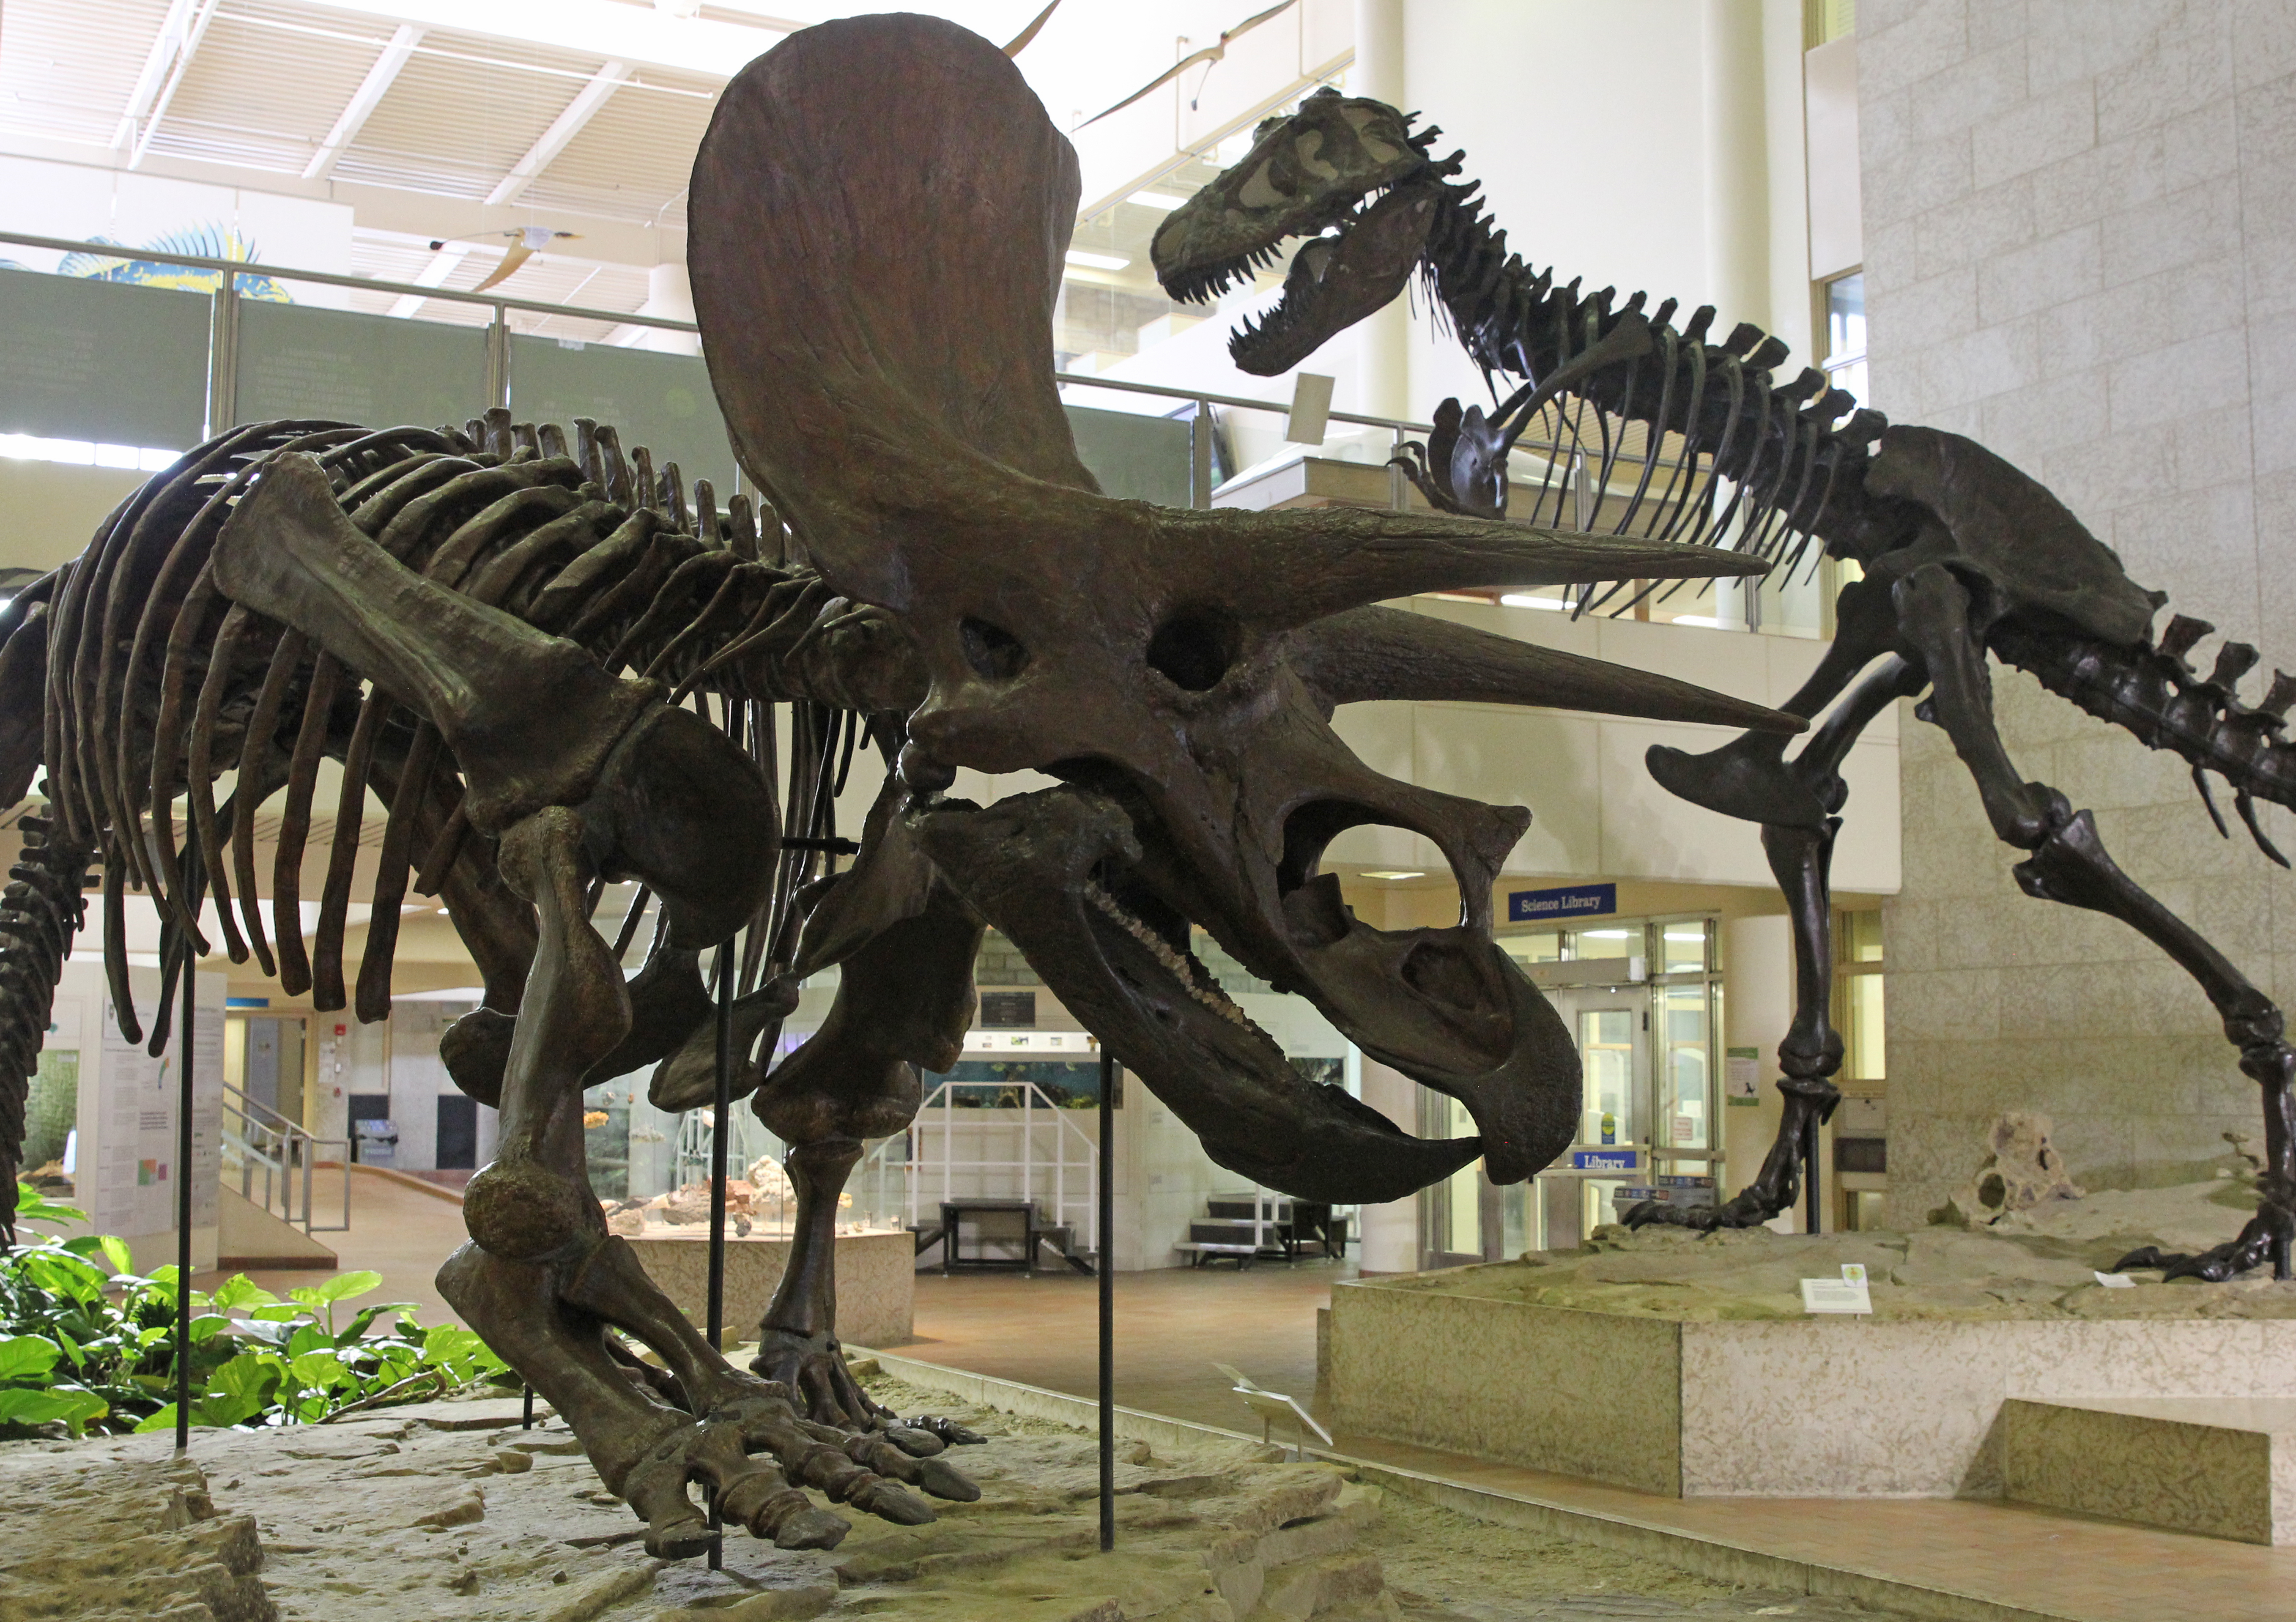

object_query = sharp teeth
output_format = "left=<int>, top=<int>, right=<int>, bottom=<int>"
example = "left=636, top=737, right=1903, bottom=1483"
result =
left=1085, top=880, right=1250, bottom=1028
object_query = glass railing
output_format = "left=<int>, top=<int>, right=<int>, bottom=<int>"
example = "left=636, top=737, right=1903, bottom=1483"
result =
left=0, top=227, right=1837, bottom=637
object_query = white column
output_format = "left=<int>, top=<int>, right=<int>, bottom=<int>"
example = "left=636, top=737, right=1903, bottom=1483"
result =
left=1723, top=913, right=1795, bottom=1230
left=1354, top=1053, right=1420, bottom=1272
left=634, top=260, right=700, bottom=356
left=1351, top=0, right=1412, bottom=419
left=1701, top=0, right=1771, bottom=332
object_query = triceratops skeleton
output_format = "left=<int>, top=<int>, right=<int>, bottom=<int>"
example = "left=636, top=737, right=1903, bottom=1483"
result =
left=0, top=20, right=1791, bottom=1555
left=1154, top=88, right=2296, bottom=1280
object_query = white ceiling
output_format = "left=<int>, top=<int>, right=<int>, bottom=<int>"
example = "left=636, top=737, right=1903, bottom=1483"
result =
left=0, top=0, right=1340, bottom=327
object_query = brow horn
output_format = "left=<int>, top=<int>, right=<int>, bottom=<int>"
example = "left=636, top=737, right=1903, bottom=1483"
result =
left=1293, top=606, right=1807, bottom=733
left=1152, top=504, right=1772, bottom=628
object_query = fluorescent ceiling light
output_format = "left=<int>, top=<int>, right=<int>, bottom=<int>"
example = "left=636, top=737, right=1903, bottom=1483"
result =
left=1663, top=928, right=1704, bottom=940
left=1499, top=594, right=1565, bottom=611
left=1065, top=249, right=1131, bottom=271
left=1578, top=929, right=1631, bottom=939
left=1669, top=614, right=1723, bottom=627
left=0, top=435, right=178, bottom=471
left=1359, top=869, right=1425, bottom=880
left=1128, top=190, right=1187, bottom=209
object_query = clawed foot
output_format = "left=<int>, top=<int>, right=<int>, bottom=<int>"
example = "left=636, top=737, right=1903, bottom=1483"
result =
left=2118, top=1209, right=2296, bottom=1282
left=617, top=1381, right=981, bottom=1559
left=752, top=1326, right=891, bottom=1429
left=748, top=1326, right=982, bottom=1450
left=1623, top=1187, right=1780, bottom=1232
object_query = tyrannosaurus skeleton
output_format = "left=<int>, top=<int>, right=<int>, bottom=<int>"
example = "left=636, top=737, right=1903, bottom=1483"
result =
left=1155, top=88, right=2296, bottom=1280
left=0, top=22, right=1792, bottom=1557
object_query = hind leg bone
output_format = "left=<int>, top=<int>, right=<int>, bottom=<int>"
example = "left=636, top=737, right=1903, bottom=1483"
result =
left=1891, top=564, right=2296, bottom=1280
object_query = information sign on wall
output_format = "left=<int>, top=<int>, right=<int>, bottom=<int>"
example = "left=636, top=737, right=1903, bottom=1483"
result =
left=1506, top=883, right=1617, bottom=924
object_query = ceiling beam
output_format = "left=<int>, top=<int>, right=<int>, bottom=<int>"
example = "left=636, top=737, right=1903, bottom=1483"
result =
left=386, top=241, right=473, bottom=318
left=111, top=0, right=199, bottom=149
left=294, top=0, right=791, bottom=80
left=485, top=59, right=631, bottom=207
left=304, top=23, right=425, bottom=181
left=122, top=0, right=226, bottom=168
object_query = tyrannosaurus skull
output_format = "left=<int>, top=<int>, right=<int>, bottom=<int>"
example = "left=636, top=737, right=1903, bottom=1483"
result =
left=1151, top=87, right=1450, bottom=376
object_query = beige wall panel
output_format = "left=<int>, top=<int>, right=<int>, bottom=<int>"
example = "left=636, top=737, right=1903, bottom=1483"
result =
left=1863, top=0, right=2296, bottom=1220
left=0, top=461, right=143, bottom=572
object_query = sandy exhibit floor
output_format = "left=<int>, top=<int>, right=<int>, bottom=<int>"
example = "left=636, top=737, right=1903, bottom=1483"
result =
left=0, top=1364, right=1920, bottom=1622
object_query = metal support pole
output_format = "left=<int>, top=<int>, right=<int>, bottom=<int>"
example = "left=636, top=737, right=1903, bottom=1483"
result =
left=707, top=938, right=733, bottom=1569
left=1389, top=423, right=1407, bottom=511
left=485, top=304, right=511, bottom=411
left=1097, top=1049, right=1114, bottom=1553
left=1803, top=1113, right=1822, bottom=1234
left=174, top=947, right=195, bottom=1452
left=1191, top=400, right=1214, bottom=509
left=205, top=269, right=238, bottom=438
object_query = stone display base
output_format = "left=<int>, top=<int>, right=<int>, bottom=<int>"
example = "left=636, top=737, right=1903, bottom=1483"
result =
left=1326, top=1179, right=2296, bottom=1502
left=2005, top=1396, right=2296, bottom=1545
left=625, top=1227, right=915, bottom=1348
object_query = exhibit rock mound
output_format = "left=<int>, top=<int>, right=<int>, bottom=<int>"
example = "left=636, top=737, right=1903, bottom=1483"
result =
left=0, top=13, right=1793, bottom=1564
left=0, top=1391, right=1395, bottom=1622
left=1444, top=1177, right=2292, bottom=1321
left=1156, top=90, right=2296, bottom=1283
left=1933, top=1112, right=2086, bottom=1229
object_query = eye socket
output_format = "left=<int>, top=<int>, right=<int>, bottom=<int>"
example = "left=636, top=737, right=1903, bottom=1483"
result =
left=1145, top=608, right=1241, bottom=692
left=960, top=617, right=1029, bottom=680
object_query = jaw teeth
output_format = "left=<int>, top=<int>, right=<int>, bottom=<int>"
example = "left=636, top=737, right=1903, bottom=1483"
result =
left=1085, top=879, right=1252, bottom=1029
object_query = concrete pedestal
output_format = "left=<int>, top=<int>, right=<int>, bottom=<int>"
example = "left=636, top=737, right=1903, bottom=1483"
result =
left=1326, top=1189, right=2296, bottom=1501
left=624, top=1227, right=914, bottom=1348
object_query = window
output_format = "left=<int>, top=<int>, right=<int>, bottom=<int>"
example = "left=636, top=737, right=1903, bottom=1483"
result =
left=1820, top=272, right=1867, bottom=407
left=1837, top=910, right=1885, bottom=1084
left=1805, top=0, right=1856, bottom=47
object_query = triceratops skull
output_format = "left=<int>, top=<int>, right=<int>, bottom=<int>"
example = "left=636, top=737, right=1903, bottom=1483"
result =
left=688, top=16, right=1787, bottom=1202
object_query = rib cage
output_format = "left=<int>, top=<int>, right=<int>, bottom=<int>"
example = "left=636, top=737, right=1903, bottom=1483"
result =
left=1407, top=165, right=1897, bottom=606
left=3, top=407, right=913, bottom=1101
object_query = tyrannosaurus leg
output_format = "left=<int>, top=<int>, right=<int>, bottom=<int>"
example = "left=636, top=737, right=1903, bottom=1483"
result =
left=1890, top=564, right=2296, bottom=1279
left=1633, top=656, right=1925, bottom=1231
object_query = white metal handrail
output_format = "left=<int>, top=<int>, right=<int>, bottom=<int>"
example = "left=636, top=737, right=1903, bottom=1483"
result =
left=855, top=1079, right=1101, bottom=1258
left=220, top=1081, right=350, bottom=1233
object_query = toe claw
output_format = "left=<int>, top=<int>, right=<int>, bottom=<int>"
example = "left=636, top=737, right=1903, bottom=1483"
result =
left=2114, top=1246, right=2170, bottom=1273
left=884, top=1423, right=945, bottom=1457
left=911, top=1415, right=986, bottom=1446
left=914, top=1455, right=981, bottom=1502
left=773, top=1507, right=850, bottom=1551
left=851, top=1478, right=937, bottom=1525
left=642, top=1515, right=717, bottom=1561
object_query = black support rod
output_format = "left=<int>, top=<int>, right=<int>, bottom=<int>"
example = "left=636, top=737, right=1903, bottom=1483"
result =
left=1804, top=1114, right=1822, bottom=1234
left=707, top=938, right=734, bottom=1569
left=174, top=946, right=195, bottom=1451
left=1098, top=1047, right=1114, bottom=1553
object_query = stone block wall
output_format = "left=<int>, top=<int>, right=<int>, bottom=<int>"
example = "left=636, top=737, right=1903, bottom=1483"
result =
left=1863, top=1, right=2296, bottom=1218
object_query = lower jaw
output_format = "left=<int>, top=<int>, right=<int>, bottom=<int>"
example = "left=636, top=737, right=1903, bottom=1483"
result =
left=914, top=790, right=1481, bottom=1203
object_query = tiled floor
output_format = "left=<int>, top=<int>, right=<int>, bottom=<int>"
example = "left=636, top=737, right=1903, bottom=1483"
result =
left=891, top=1263, right=2296, bottom=1622
left=198, top=1166, right=471, bottom=1326
left=897, top=1256, right=1345, bottom=1434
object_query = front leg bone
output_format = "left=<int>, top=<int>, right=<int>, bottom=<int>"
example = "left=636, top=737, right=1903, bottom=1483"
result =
left=214, top=449, right=658, bottom=828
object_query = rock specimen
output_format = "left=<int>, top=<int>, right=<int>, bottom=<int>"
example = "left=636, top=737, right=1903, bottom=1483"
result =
left=1935, top=1112, right=2086, bottom=1228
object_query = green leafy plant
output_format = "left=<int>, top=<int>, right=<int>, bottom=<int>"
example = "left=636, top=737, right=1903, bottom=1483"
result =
left=3, top=1181, right=513, bottom=1437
